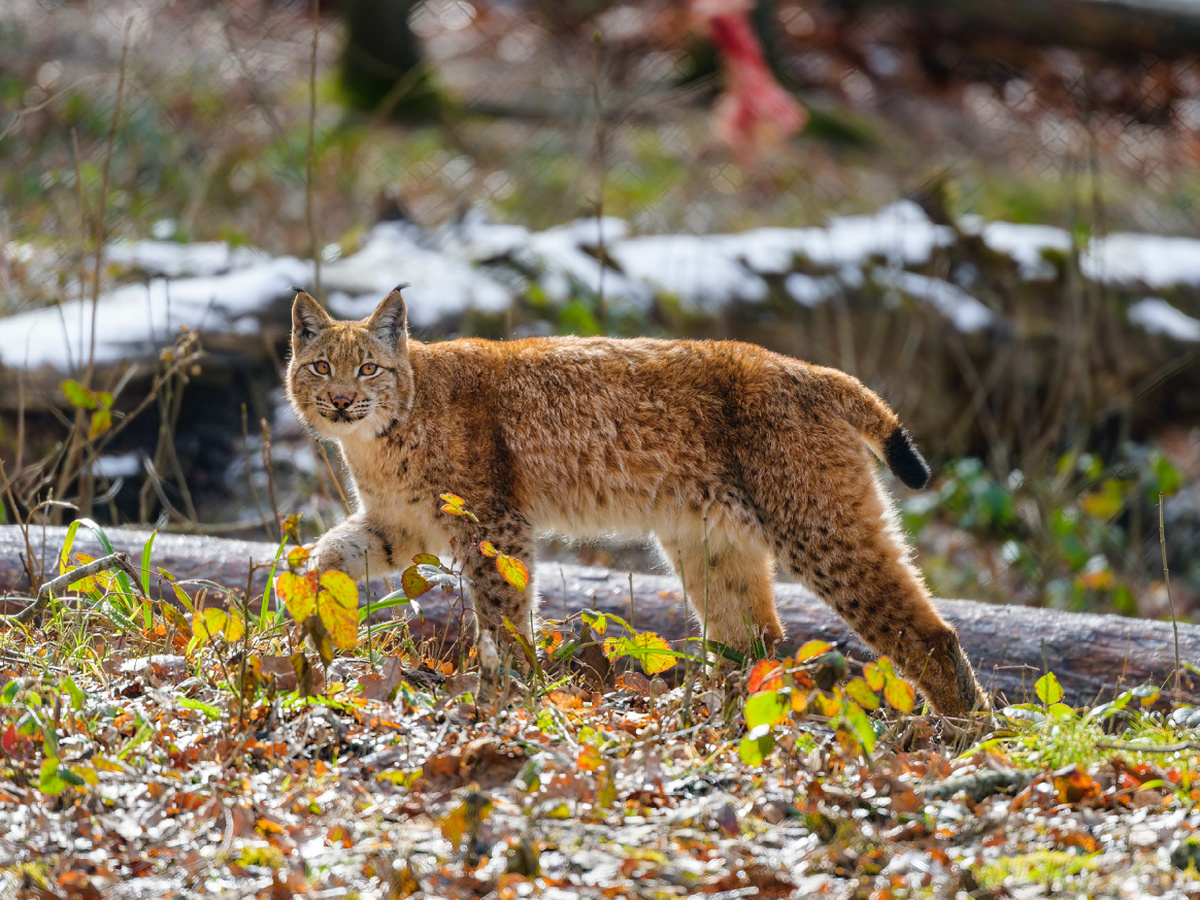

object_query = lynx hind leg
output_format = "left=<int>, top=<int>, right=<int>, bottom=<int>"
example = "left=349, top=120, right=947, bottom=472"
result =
left=658, top=532, right=783, bottom=653
left=774, top=479, right=987, bottom=718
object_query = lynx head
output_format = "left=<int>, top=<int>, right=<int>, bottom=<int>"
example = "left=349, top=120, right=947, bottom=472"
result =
left=286, top=286, right=414, bottom=440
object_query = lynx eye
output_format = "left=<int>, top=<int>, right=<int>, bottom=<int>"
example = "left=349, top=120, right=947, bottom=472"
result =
left=310, top=360, right=331, bottom=376
left=358, top=362, right=379, bottom=377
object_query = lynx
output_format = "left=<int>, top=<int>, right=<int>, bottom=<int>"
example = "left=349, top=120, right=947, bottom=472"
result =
left=287, top=286, right=987, bottom=718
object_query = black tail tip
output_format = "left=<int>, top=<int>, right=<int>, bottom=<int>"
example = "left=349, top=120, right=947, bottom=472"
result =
left=884, top=427, right=931, bottom=490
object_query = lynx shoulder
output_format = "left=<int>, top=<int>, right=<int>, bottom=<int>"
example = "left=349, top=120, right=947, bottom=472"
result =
left=286, top=287, right=987, bottom=718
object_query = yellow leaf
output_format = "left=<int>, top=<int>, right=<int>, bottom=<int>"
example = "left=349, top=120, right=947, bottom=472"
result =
left=479, top=541, right=498, bottom=558
left=496, top=553, right=529, bottom=592
left=66, top=552, right=99, bottom=594
left=276, top=571, right=318, bottom=622
left=863, top=661, right=884, bottom=692
left=796, top=639, right=834, bottom=663
left=883, top=676, right=916, bottom=714
left=287, top=546, right=311, bottom=568
left=845, top=676, right=880, bottom=710
left=193, top=608, right=229, bottom=645
left=439, top=493, right=478, bottom=521
left=88, top=408, right=112, bottom=441
left=317, top=571, right=359, bottom=650
left=604, top=631, right=676, bottom=675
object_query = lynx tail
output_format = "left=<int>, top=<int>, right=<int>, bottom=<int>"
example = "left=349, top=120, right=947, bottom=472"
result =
left=883, top=426, right=931, bottom=490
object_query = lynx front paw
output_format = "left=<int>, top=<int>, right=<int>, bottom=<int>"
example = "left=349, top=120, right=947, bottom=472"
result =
left=308, top=534, right=364, bottom=580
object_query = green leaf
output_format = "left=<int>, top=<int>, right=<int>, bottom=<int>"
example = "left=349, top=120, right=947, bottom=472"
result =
left=862, top=661, right=884, bottom=692
left=744, top=689, right=791, bottom=729
left=38, top=758, right=68, bottom=796
left=738, top=724, right=775, bottom=765
left=140, top=531, right=156, bottom=598
left=843, top=701, right=877, bottom=754
left=61, top=379, right=96, bottom=410
left=177, top=697, right=221, bottom=720
left=60, top=676, right=84, bottom=711
left=1035, top=671, right=1064, bottom=705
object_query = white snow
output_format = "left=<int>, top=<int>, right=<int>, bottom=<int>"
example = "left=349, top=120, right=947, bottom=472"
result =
left=522, top=217, right=652, bottom=310
left=1127, top=297, right=1200, bottom=341
left=873, top=269, right=995, bottom=334
left=784, top=273, right=843, bottom=307
left=609, top=234, right=767, bottom=311
left=0, top=256, right=312, bottom=370
left=106, top=239, right=267, bottom=278
left=92, top=452, right=141, bottom=480
left=321, top=222, right=512, bottom=327
left=7, top=201, right=1200, bottom=373
left=797, top=201, right=956, bottom=268
left=978, top=221, right=1073, bottom=281
left=1082, top=232, right=1200, bottom=288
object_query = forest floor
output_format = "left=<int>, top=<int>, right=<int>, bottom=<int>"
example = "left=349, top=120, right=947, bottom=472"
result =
left=3, top=3, right=1200, bottom=895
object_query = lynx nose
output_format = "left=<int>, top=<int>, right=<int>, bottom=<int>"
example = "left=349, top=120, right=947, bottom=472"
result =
left=329, top=392, right=356, bottom=410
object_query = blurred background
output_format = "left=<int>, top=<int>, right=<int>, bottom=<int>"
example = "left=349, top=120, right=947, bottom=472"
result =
left=0, top=0, right=1197, bottom=619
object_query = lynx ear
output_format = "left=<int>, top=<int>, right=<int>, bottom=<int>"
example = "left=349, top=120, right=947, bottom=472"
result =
left=292, top=289, right=332, bottom=348
left=367, top=284, right=409, bottom=352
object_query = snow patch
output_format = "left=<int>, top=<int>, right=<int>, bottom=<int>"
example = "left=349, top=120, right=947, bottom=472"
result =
left=0, top=257, right=312, bottom=370
left=978, top=221, right=1073, bottom=281
left=106, top=239, right=267, bottom=278
left=1083, top=232, right=1200, bottom=288
left=322, top=222, right=512, bottom=327
left=874, top=269, right=995, bottom=333
left=1127, top=297, right=1200, bottom=341
left=93, top=452, right=141, bottom=480
left=610, top=234, right=767, bottom=311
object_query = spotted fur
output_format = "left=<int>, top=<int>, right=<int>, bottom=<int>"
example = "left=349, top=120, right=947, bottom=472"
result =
left=287, top=288, right=987, bottom=717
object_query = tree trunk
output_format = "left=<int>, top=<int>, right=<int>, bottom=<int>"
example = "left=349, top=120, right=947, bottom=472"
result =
left=1, top=525, right=1193, bottom=706
left=340, top=0, right=439, bottom=114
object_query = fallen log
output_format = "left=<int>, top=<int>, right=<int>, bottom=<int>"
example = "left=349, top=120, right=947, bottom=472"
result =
left=1, top=525, right=1194, bottom=706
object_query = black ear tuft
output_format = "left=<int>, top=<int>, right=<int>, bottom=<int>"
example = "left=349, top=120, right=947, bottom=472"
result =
left=393, top=281, right=411, bottom=294
left=289, top=284, right=306, bottom=294
left=884, top=427, right=932, bottom=490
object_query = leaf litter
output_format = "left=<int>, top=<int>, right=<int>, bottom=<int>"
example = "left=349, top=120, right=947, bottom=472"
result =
left=6, top=553, right=1200, bottom=898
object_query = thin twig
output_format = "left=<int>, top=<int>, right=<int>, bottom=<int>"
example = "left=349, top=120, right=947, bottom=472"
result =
left=261, top=418, right=282, bottom=542
left=0, top=458, right=38, bottom=593
left=0, top=75, right=104, bottom=145
left=241, top=403, right=271, bottom=539
left=10, top=551, right=143, bottom=624
left=316, top=440, right=351, bottom=514
left=305, top=0, right=322, bottom=299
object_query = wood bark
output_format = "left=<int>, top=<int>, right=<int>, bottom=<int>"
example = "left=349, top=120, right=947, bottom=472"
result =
left=2, top=525, right=1194, bottom=706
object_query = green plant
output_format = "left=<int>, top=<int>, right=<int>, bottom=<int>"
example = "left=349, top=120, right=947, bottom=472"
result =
left=738, top=642, right=916, bottom=764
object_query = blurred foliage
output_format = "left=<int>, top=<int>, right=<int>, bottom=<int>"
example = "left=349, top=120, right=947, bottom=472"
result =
left=906, top=449, right=1186, bottom=616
